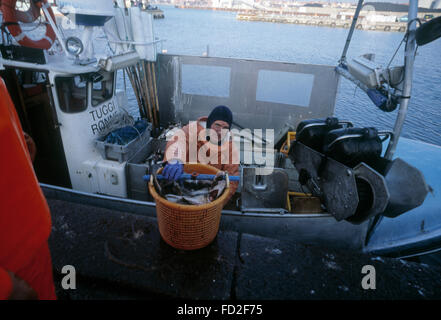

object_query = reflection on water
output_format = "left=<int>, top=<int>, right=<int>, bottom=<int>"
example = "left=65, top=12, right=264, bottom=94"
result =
left=115, top=6, right=441, bottom=146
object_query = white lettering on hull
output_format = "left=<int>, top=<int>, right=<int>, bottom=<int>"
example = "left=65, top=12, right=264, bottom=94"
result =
left=89, top=101, right=118, bottom=135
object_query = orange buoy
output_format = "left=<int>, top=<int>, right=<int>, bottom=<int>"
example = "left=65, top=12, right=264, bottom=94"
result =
left=1, top=0, right=56, bottom=50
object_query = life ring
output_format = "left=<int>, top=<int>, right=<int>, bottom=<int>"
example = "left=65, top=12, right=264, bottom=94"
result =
left=15, top=0, right=42, bottom=23
left=1, top=0, right=56, bottom=50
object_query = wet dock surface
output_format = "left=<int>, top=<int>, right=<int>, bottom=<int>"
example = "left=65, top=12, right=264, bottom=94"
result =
left=47, top=199, right=441, bottom=300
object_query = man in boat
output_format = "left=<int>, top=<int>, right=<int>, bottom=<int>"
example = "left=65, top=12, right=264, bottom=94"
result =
left=163, top=105, right=240, bottom=203
left=0, top=78, right=57, bottom=300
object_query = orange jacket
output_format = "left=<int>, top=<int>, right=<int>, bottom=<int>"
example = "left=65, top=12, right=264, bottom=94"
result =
left=0, top=78, right=52, bottom=299
left=164, top=117, right=240, bottom=201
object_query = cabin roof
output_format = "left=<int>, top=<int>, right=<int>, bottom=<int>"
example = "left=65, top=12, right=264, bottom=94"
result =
left=1, top=54, right=99, bottom=75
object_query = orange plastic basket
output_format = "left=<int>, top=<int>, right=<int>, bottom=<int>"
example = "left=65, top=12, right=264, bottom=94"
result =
left=148, top=163, right=230, bottom=250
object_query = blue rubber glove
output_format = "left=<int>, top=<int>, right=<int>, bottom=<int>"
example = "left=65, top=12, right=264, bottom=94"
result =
left=162, top=161, right=184, bottom=181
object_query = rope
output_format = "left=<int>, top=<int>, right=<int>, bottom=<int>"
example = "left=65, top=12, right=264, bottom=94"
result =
left=99, top=106, right=135, bottom=137
left=383, top=21, right=419, bottom=103
left=386, top=33, right=407, bottom=69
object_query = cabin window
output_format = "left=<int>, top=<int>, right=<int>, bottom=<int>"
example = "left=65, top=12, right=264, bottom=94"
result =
left=91, top=72, right=114, bottom=107
left=256, top=70, right=314, bottom=107
left=55, top=75, right=88, bottom=113
left=181, top=64, right=230, bottom=98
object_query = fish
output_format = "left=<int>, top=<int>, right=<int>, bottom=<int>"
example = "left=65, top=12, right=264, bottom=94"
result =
left=153, top=172, right=228, bottom=205
left=182, top=195, right=209, bottom=205
left=164, top=194, right=185, bottom=203
left=209, top=173, right=227, bottom=201
left=182, top=180, right=212, bottom=190
left=161, top=180, right=183, bottom=196
left=164, top=194, right=209, bottom=205
left=209, top=179, right=226, bottom=201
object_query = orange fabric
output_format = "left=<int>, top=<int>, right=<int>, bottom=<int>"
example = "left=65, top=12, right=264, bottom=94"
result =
left=14, top=243, right=56, bottom=300
left=0, top=78, right=55, bottom=299
left=165, top=116, right=239, bottom=201
left=0, top=268, right=13, bottom=300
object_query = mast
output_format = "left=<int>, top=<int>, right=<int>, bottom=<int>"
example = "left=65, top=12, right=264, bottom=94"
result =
left=339, top=0, right=365, bottom=64
left=384, top=0, right=419, bottom=160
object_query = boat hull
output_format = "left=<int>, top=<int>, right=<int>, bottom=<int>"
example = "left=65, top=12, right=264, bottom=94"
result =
left=41, top=183, right=369, bottom=252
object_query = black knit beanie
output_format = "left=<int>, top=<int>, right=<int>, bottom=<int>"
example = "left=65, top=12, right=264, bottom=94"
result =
left=206, top=105, right=233, bottom=130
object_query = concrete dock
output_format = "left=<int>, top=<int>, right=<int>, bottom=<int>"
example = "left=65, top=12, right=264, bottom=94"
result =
left=175, top=5, right=441, bottom=33
left=236, top=14, right=408, bottom=32
left=46, top=198, right=441, bottom=300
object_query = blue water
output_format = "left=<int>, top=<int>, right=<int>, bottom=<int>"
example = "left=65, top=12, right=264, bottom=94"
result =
left=136, top=6, right=441, bottom=146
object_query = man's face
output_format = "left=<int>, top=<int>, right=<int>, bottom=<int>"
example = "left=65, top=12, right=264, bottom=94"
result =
left=210, top=120, right=230, bottom=142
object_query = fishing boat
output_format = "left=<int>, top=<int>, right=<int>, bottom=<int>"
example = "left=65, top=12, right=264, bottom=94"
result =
left=1, top=0, right=441, bottom=261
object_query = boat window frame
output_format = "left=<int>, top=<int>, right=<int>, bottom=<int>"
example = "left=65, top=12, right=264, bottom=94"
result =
left=54, top=71, right=116, bottom=114
left=54, top=74, right=90, bottom=114
left=91, top=71, right=115, bottom=107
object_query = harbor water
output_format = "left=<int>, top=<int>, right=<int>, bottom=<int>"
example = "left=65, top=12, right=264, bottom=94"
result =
left=119, top=6, right=441, bottom=147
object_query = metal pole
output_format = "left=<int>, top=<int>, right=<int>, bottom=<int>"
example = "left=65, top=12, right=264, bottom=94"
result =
left=339, top=0, right=365, bottom=64
left=385, top=0, right=419, bottom=160
left=42, top=3, right=67, bottom=54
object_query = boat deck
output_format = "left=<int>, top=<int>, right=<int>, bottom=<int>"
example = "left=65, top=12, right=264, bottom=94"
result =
left=48, top=198, right=441, bottom=299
